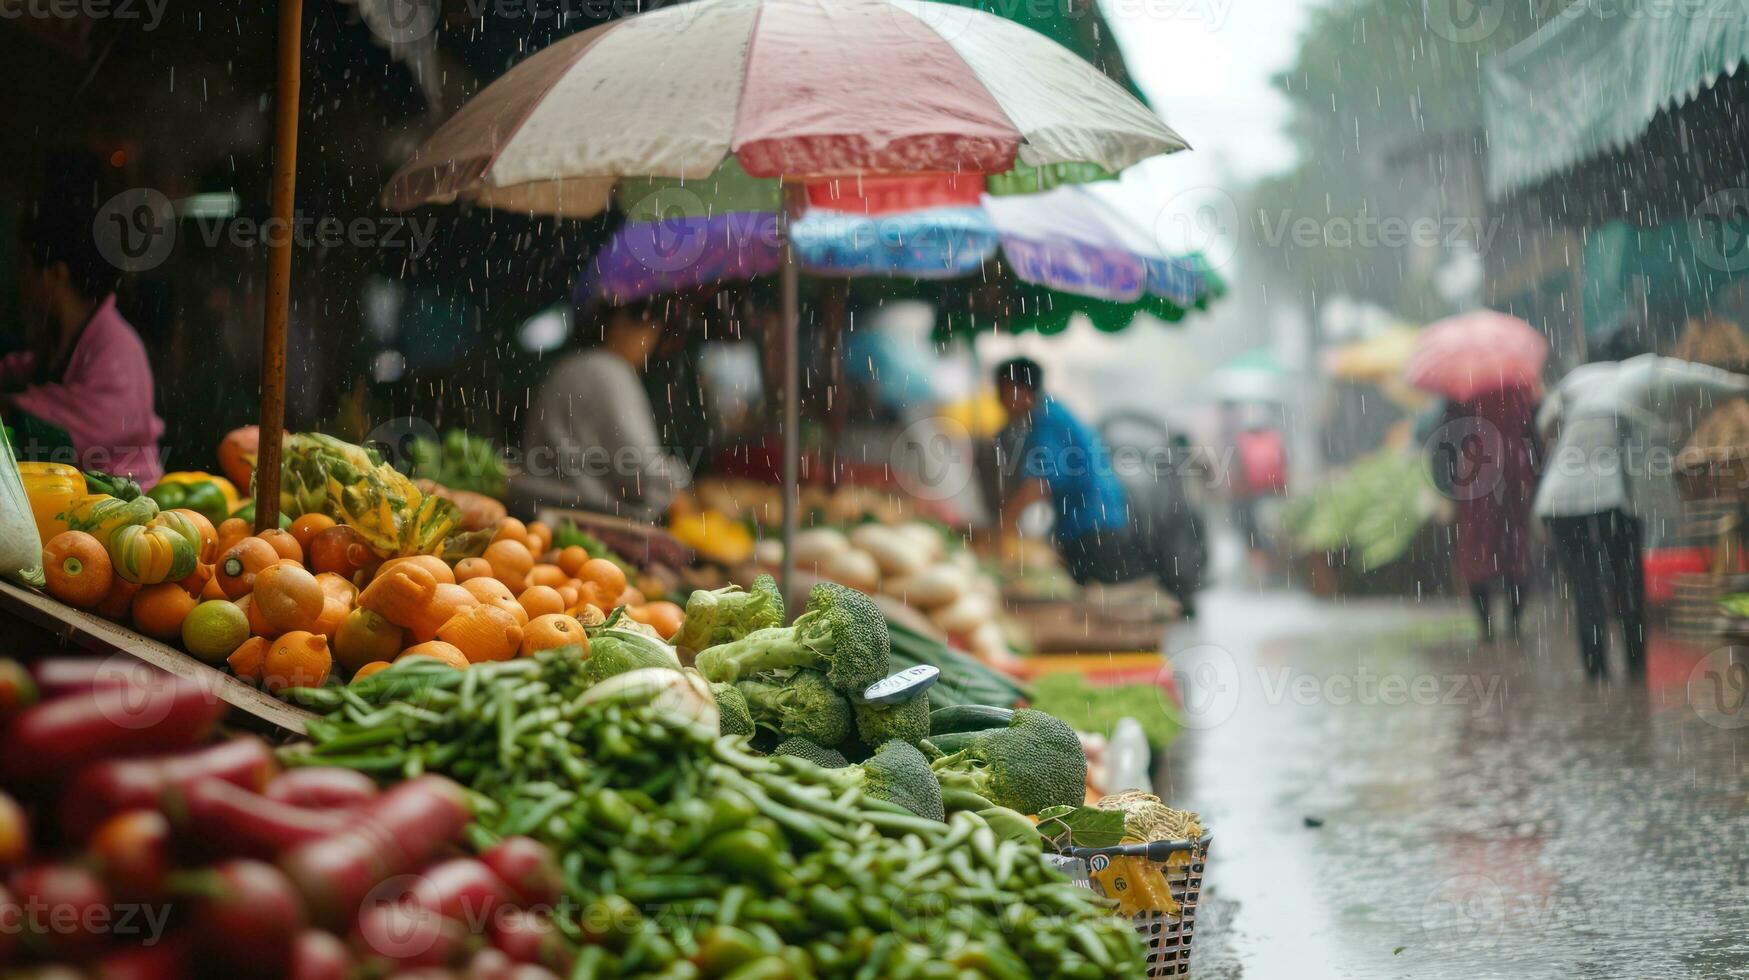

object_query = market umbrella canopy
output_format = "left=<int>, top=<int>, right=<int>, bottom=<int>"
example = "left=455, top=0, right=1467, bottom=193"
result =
left=381, top=0, right=1186, bottom=215
left=1405, top=311, right=1549, bottom=402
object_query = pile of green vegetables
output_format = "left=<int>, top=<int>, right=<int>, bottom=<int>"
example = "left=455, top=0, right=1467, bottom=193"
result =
left=408, top=428, right=510, bottom=499
left=1026, top=672, right=1181, bottom=751
left=287, top=580, right=1136, bottom=978
left=1281, top=449, right=1435, bottom=568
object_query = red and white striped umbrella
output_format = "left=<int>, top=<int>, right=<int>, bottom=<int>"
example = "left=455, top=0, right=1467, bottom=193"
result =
left=1405, top=311, right=1550, bottom=402
left=382, top=0, right=1185, bottom=215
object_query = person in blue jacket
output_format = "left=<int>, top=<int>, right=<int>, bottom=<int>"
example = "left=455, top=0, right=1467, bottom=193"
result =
left=993, top=357, right=1140, bottom=585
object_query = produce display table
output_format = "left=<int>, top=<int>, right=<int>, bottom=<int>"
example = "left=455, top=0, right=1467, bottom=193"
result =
left=0, top=580, right=314, bottom=736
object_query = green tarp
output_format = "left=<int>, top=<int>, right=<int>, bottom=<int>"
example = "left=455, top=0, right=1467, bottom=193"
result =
left=1484, top=0, right=1749, bottom=197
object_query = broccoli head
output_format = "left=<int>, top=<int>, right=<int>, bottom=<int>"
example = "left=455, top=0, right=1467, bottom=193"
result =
left=736, top=670, right=854, bottom=747
left=780, top=739, right=944, bottom=821
left=851, top=690, right=931, bottom=749
left=675, top=575, right=785, bottom=652
left=695, top=582, right=890, bottom=694
left=774, top=736, right=849, bottom=769
left=930, top=708, right=1087, bottom=816
left=712, top=682, right=755, bottom=738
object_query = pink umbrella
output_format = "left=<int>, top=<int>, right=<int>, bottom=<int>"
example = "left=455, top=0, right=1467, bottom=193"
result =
left=1405, top=311, right=1549, bottom=402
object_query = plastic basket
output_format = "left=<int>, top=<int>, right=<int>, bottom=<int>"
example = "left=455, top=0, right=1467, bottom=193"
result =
left=1066, top=836, right=1210, bottom=977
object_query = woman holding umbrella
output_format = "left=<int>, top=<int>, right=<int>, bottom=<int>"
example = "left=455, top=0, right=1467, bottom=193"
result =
left=1410, top=312, right=1547, bottom=643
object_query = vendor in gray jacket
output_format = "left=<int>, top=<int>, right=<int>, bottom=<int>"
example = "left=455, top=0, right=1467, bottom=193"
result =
left=511, top=299, right=692, bottom=523
left=1535, top=344, right=1749, bottom=679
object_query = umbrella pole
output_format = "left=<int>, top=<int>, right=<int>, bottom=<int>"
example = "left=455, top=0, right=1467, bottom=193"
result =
left=254, top=0, right=303, bottom=532
left=779, top=204, right=801, bottom=615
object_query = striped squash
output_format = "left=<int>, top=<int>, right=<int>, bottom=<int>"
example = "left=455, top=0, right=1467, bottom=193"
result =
left=108, top=522, right=198, bottom=585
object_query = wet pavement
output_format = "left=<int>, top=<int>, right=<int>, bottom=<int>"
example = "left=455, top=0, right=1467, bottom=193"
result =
left=1157, top=586, right=1749, bottom=979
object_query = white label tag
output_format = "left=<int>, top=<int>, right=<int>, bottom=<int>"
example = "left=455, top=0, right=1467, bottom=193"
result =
left=862, top=665, right=940, bottom=704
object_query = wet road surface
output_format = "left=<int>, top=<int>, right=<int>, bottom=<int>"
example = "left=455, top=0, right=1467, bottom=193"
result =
left=1157, top=587, right=1748, bottom=979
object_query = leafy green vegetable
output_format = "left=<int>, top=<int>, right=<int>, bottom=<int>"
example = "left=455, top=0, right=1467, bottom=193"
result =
left=1282, top=449, right=1434, bottom=568
left=406, top=429, right=508, bottom=498
left=1037, top=805, right=1128, bottom=848
left=1026, top=672, right=1181, bottom=750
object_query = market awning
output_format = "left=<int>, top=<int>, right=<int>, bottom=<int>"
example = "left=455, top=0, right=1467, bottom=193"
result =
left=1483, top=1, right=1749, bottom=198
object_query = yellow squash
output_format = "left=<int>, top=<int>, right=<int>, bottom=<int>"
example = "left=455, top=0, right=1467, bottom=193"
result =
left=108, top=520, right=199, bottom=585
left=19, top=463, right=86, bottom=544
left=47, top=493, right=158, bottom=546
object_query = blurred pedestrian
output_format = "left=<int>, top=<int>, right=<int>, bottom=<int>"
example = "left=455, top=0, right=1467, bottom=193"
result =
left=1535, top=336, right=1749, bottom=678
left=1428, top=386, right=1541, bottom=642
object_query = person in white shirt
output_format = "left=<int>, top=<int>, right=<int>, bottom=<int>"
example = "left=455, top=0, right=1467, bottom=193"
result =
left=511, top=300, right=693, bottom=523
left=1535, top=340, right=1749, bottom=679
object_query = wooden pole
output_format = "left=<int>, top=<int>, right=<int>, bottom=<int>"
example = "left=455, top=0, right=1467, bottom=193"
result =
left=254, top=0, right=303, bottom=532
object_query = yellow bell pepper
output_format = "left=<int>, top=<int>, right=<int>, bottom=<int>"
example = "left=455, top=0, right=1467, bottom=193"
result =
left=19, top=463, right=87, bottom=544
left=670, top=509, right=755, bottom=565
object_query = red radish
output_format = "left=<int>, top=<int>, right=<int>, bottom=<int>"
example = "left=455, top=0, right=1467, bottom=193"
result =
left=489, top=908, right=568, bottom=970
left=0, top=658, right=36, bottom=718
left=289, top=928, right=355, bottom=980
left=0, top=792, right=27, bottom=871
left=91, top=934, right=191, bottom=980
left=191, top=859, right=308, bottom=970
left=393, top=859, right=514, bottom=932
left=466, top=947, right=562, bottom=980
left=60, top=737, right=278, bottom=840
left=88, top=810, right=174, bottom=898
left=479, top=837, right=562, bottom=909
left=1, top=676, right=225, bottom=785
left=11, top=864, right=112, bottom=957
left=353, top=901, right=470, bottom=969
left=266, top=767, right=379, bottom=811
left=29, top=658, right=160, bottom=699
left=173, top=777, right=351, bottom=861
left=279, top=776, right=471, bottom=928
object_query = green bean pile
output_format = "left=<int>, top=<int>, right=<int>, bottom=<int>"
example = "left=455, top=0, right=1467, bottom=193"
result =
left=287, top=653, right=1145, bottom=979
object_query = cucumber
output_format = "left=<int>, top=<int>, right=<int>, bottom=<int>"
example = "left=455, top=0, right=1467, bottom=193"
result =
left=928, top=704, right=1015, bottom=735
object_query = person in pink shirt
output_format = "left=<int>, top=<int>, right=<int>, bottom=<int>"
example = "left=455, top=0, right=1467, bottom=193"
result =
left=2, top=156, right=164, bottom=487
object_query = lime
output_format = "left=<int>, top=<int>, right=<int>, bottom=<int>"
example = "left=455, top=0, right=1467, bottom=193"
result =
left=179, top=482, right=230, bottom=524
left=182, top=600, right=251, bottom=663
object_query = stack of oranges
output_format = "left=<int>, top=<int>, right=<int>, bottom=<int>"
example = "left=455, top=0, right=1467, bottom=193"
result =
left=40, top=510, right=686, bottom=699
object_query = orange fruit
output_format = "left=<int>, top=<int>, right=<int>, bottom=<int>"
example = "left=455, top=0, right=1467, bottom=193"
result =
left=177, top=562, right=214, bottom=599
left=263, top=631, right=332, bottom=693
left=615, top=587, right=645, bottom=609
left=200, top=570, right=229, bottom=602
left=287, top=513, right=337, bottom=554
left=215, top=518, right=252, bottom=557
left=378, top=555, right=455, bottom=586
left=572, top=604, right=607, bottom=627
left=307, top=525, right=370, bottom=578
left=131, top=583, right=198, bottom=641
left=253, top=562, right=325, bottom=633
left=43, top=531, right=113, bottom=609
left=351, top=661, right=393, bottom=683
left=521, top=614, right=588, bottom=657
left=97, top=578, right=141, bottom=621
left=168, top=509, right=219, bottom=563
left=453, top=558, right=495, bottom=583
left=311, top=596, right=349, bottom=641
left=357, top=562, right=438, bottom=629
left=256, top=529, right=304, bottom=564
left=628, top=601, right=684, bottom=641
left=333, top=607, right=405, bottom=673
left=407, top=583, right=480, bottom=644
left=483, top=540, right=534, bottom=594
left=398, top=642, right=470, bottom=670
left=557, top=582, right=582, bottom=609
left=315, top=572, right=358, bottom=606
left=216, top=537, right=279, bottom=599
left=580, top=558, right=627, bottom=597
left=227, top=636, right=271, bottom=683
left=493, top=518, right=528, bottom=545
left=463, top=579, right=527, bottom=627
left=526, top=521, right=553, bottom=556
left=234, top=594, right=276, bottom=638
left=556, top=546, right=589, bottom=577
left=518, top=586, right=565, bottom=621
left=437, top=604, right=524, bottom=664
left=527, top=564, right=566, bottom=590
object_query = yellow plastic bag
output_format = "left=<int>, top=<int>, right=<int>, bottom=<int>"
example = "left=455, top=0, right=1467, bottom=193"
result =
left=1089, top=854, right=1180, bottom=918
